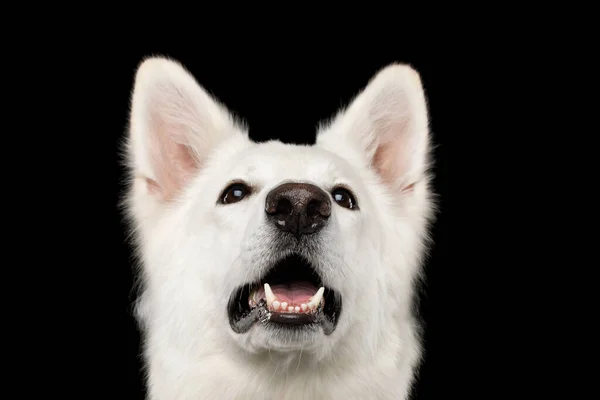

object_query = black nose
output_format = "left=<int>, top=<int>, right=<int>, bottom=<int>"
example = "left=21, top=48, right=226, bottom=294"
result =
left=265, top=182, right=331, bottom=235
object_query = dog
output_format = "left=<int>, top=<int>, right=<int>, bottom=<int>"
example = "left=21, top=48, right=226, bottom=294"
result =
left=123, top=56, right=435, bottom=399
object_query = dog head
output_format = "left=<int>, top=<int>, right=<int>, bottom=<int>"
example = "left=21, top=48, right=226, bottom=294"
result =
left=125, top=58, right=434, bottom=361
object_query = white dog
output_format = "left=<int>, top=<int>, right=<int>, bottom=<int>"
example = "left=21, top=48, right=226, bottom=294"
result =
left=124, top=57, right=435, bottom=399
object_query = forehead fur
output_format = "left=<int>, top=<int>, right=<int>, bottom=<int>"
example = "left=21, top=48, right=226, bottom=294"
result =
left=210, top=140, right=358, bottom=187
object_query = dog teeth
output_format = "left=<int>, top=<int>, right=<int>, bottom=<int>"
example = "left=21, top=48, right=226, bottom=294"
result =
left=264, top=283, right=276, bottom=308
left=248, top=289, right=258, bottom=308
left=308, top=287, right=325, bottom=310
left=252, top=285, right=326, bottom=313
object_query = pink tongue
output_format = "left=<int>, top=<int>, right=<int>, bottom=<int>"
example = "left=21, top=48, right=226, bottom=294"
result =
left=257, top=281, right=317, bottom=305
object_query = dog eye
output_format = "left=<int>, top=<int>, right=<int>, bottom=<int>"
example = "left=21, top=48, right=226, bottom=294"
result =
left=220, top=183, right=251, bottom=205
left=331, top=187, right=358, bottom=210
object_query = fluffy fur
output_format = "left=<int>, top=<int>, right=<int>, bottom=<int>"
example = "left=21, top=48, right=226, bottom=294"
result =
left=123, top=57, right=435, bottom=399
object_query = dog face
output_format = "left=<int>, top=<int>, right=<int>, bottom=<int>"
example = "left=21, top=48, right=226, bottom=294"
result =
left=125, top=58, right=433, bottom=361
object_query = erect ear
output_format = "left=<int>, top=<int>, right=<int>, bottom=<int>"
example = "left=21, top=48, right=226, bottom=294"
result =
left=316, top=64, right=430, bottom=193
left=127, top=57, right=245, bottom=202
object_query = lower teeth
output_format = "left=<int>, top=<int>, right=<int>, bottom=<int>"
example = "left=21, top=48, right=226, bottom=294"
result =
left=248, top=285, right=325, bottom=314
left=249, top=299, right=323, bottom=313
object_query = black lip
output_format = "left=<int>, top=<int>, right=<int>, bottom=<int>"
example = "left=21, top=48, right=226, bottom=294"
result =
left=269, top=312, right=315, bottom=325
left=227, top=254, right=342, bottom=335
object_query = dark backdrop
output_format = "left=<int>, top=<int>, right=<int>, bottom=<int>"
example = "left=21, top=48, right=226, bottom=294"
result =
left=112, top=48, right=450, bottom=399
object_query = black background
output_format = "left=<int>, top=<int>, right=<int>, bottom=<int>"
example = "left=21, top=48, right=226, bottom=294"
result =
left=110, top=47, right=453, bottom=399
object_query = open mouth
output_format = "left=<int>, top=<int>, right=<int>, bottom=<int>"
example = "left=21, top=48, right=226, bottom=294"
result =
left=228, top=254, right=342, bottom=335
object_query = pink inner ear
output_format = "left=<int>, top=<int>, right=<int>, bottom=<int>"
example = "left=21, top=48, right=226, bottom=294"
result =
left=371, top=116, right=415, bottom=193
left=373, top=142, right=399, bottom=186
left=147, top=116, right=200, bottom=201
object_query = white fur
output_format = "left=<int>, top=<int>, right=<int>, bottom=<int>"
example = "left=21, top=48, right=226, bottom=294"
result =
left=124, top=57, right=435, bottom=399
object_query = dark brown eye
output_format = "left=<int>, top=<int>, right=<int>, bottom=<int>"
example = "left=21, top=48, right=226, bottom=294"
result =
left=220, top=183, right=251, bottom=204
left=331, top=187, right=358, bottom=210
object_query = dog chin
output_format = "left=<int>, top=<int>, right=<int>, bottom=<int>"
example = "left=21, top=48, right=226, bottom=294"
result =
left=234, top=321, right=327, bottom=353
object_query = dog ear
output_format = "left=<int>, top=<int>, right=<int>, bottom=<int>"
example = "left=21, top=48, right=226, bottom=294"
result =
left=127, top=57, right=244, bottom=202
left=316, top=64, right=430, bottom=193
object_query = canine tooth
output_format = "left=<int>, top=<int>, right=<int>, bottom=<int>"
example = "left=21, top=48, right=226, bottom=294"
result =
left=288, top=306, right=294, bottom=312
left=310, top=287, right=325, bottom=306
left=281, top=302, right=288, bottom=311
left=301, top=303, right=308, bottom=312
left=264, top=283, right=276, bottom=307
left=272, top=300, right=281, bottom=311
left=294, top=306, right=300, bottom=312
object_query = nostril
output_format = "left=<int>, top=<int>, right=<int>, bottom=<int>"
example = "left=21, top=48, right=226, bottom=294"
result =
left=306, top=200, right=324, bottom=218
left=275, top=198, right=293, bottom=216
left=319, top=199, right=331, bottom=217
